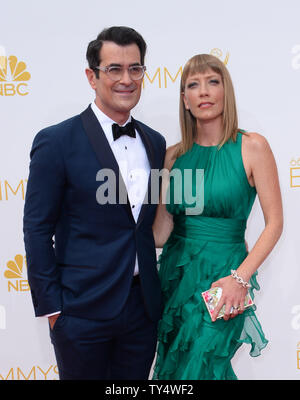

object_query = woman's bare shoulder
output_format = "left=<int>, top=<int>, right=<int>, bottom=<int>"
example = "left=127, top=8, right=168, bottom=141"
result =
left=242, top=131, right=271, bottom=155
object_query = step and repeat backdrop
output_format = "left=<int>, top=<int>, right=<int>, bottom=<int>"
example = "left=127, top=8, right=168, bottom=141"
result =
left=0, top=0, right=299, bottom=380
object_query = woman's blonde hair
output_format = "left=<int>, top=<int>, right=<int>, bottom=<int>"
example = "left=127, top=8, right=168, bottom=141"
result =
left=177, top=54, right=239, bottom=157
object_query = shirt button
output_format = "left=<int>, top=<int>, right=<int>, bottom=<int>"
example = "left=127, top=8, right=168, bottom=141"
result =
left=125, top=146, right=127, bottom=150
left=132, top=205, right=135, bottom=208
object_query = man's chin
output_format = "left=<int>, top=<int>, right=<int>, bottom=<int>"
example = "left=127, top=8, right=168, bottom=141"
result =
left=114, top=99, right=140, bottom=113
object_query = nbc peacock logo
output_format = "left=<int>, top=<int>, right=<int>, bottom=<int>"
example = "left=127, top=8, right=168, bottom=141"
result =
left=0, top=55, right=31, bottom=96
left=4, top=254, right=30, bottom=292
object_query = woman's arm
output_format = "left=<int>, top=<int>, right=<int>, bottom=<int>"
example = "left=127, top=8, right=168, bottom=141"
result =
left=152, top=144, right=179, bottom=248
left=211, top=133, right=283, bottom=321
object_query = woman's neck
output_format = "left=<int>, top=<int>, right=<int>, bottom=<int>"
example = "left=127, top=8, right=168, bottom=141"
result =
left=195, top=118, right=223, bottom=146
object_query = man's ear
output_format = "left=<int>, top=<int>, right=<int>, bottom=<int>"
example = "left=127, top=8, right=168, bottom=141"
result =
left=85, top=68, right=97, bottom=89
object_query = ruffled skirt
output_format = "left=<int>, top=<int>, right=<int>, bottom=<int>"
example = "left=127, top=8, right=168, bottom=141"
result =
left=153, top=231, right=268, bottom=380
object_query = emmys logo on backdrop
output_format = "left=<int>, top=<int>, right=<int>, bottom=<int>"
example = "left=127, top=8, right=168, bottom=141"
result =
left=0, top=365, right=59, bottom=380
left=291, top=45, right=300, bottom=70
left=143, top=48, right=229, bottom=88
left=0, top=47, right=31, bottom=96
left=4, top=255, right=30, bottom=293
left=0, top=179, right=28, bottom=201
left=290, top=158, right=300, bottom=188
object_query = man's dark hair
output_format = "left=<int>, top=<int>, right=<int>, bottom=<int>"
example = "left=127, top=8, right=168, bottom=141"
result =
left=86, top=26, right=147, bottom=78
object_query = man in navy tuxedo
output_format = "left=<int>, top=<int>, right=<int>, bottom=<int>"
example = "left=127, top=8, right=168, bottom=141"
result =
left=23, top=26, right=166, bottom=380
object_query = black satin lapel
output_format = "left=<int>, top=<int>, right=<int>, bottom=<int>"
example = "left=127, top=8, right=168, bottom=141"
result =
left=80, top=105, right=134, bottom=222
left=132, top=119, right=157, bottom=225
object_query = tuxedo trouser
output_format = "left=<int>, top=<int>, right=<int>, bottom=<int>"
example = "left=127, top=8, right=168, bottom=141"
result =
left=49, top=280, right=158, bottom=380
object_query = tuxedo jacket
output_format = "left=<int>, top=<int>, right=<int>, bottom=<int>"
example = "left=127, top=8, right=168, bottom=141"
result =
left=23, top=105, right=166, bottom=322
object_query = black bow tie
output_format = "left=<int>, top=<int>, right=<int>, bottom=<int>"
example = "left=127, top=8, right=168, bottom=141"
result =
left=112, top=122, right=136, bottom=141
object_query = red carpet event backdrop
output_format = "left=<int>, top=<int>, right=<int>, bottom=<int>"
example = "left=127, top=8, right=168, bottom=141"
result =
left=0, top=0, right=299, bottom=380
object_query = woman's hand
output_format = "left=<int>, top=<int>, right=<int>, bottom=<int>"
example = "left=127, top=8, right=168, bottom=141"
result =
left=210, top=275, right=248, bottom=322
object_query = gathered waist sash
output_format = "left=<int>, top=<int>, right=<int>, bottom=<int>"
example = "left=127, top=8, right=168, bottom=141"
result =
left=173, top=214, right=246, bottom=243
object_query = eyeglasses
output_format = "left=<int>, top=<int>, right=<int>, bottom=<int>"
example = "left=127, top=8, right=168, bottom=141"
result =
left=94, top=65, right=146, bottom=81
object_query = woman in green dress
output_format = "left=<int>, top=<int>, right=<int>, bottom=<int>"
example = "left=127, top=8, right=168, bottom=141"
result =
left=152, top=54, right=283, bottom=380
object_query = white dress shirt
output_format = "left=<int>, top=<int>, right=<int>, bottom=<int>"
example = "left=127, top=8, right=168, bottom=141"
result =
left=90, top=102, right=150, bottom=237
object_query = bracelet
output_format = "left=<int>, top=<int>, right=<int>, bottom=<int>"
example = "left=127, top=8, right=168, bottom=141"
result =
left=230, top=269, right=252, bottom=288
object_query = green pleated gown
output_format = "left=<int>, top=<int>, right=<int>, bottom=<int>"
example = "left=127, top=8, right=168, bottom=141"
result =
left=153, top=132, right=268, bottom=380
